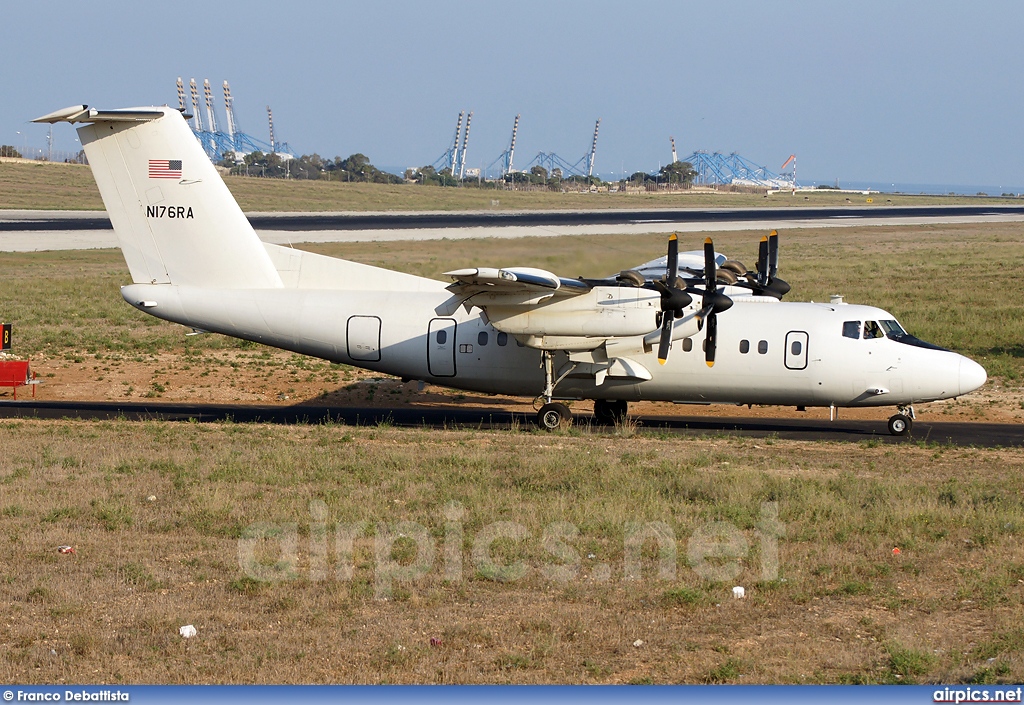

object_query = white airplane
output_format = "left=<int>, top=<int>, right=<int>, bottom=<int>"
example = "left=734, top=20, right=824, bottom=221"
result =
left=33, top=104, right=987, bottom=435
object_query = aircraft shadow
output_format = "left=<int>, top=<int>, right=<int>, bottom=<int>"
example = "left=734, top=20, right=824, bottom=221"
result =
left=0, top=399, right=1019, bottom=447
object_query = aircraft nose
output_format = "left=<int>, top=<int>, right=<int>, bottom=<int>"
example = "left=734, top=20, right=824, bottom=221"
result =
left=959, top=357, right=987, bottom=395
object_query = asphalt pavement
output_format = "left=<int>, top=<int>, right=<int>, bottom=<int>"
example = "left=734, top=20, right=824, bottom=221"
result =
left=0, top=399, right=1019, bottom=447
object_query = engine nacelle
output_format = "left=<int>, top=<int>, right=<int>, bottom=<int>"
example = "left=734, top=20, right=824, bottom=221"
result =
left=486, top=286, right=660, bottom=338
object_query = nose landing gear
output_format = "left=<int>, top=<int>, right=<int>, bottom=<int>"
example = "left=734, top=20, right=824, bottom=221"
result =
left=887, top=405, right=915, bottom=436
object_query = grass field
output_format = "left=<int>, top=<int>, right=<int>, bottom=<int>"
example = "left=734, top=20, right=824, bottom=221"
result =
left=0, top=214, right=1022, bottom=683
left=3, top=159, right=1022, bottom=212
left=1, top=420, right=1023, bottom=684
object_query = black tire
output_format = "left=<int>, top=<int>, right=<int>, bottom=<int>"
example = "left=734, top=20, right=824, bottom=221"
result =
left=888, top=414, right=912, bottom=436
left=593, top=399, right=628, bottom=425
left=537, top=402, right=572, bottom=431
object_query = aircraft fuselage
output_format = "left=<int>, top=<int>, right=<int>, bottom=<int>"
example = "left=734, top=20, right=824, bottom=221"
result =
left=121, top=281, right=984, bottom=409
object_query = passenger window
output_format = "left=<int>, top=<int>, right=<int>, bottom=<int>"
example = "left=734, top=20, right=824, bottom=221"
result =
left=497, top=332, right=508, bottom=346
left=436, top=330, right=447, bottom=345
left=739, top=340, right=749, bottom=354
left=863, top=321, right=884, bottom=339
left=478, top=331, right=488, bottom=346
left=682, top=338, right=692, bottom=352
left=758, top=340, right=768, bottom=354
left=791, top=340, right=802, bottom=356
left=843, top=321, right=860, bottom=339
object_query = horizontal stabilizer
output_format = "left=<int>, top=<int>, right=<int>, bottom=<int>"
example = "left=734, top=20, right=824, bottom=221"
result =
left=33, top=106, right=165, bottom=124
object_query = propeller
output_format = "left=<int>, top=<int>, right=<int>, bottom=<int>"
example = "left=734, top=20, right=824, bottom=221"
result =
left=696, top=237, right=733, bottom=367
left=654, top=234, right=693, bottom=364
left=720, top=229, right=790, bottom=299
left=740, top=229, right=791, bottom=299
left=651, top=235, right=732, bottom=367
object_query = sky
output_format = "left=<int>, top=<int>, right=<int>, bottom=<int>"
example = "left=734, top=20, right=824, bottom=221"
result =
left=3, top=1, right=1024, bottom=188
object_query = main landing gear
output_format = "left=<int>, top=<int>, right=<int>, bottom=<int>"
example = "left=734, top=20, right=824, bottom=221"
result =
left=532, top=350, right=632, bottom=430
left=887, top=405, right=915, bottom=436
left=537, top=402, right=572, bottom=431
left=593, top=399, right=629, bottom=425
left=534, top=351, right=576, bottom=430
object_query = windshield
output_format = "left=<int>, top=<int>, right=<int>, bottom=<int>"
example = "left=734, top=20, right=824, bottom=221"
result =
left=879, top=318, right=950, bottom=351
left=879, top=320, right=906, bottom=338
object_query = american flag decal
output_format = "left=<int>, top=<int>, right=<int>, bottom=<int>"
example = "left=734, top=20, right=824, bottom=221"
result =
left=149, top=159, right=182, bottom=179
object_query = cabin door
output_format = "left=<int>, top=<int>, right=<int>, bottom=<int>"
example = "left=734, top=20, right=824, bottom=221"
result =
left=784, top=331, right=808, bottom=370
left=427, top=318, right=457, bottom=377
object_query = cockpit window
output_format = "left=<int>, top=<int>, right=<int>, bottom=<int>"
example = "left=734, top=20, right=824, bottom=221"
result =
left=879, top=320, right=906, bottom=338
left=863, top=321, right=885, bottom=339
left=842, top=321, right=860, bottom=339
left=878, top=318, right=950, bottom=351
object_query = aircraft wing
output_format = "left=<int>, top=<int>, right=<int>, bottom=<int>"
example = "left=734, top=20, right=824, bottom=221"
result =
left=438, top=266, right=592, bottom=315
left=446, top=266, right=591, bottom=293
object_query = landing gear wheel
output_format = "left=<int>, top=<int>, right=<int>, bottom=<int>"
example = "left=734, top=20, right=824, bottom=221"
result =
left=888, top=413, right=912, bottom=436
left=593, top=399, right=628, bottom=425
left=537, top=402, right=572, bottom=431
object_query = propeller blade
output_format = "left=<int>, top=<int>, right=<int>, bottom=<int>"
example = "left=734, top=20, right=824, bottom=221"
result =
left=767, top=229, right=779, bottom=280
left=654, top=235, right=694, bottom=365
left=695, top=303, right=714, bottom=329
left=666, top=233, right=679, bottom=283
left=704, top=237, right=716, bottom=294
left=757, top=235, right=769, bottom=286
left=697, top=237, right=726, bottom=367
left=657, top=310, right=675, bottom=365
left=705, top=312, right=717, bottom=367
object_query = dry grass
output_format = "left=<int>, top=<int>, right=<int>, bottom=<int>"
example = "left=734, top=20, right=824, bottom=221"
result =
left=0, top=161, right=104, bottom=210
left=1, top=419, right=1023, bottom=684
left=3, top=159, right=1021, bottom=212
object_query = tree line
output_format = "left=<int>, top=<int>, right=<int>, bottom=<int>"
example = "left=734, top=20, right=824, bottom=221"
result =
left=223, top=150, right=697, bottom=189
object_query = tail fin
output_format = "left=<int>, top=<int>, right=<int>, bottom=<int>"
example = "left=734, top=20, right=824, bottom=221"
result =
left=33, top=105, right=282, bottom=289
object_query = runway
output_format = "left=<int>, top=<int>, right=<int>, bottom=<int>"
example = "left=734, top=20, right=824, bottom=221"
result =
left=1, top=399, right=1020, bottom=447
left=2, top=204, right=1024, bottom=251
